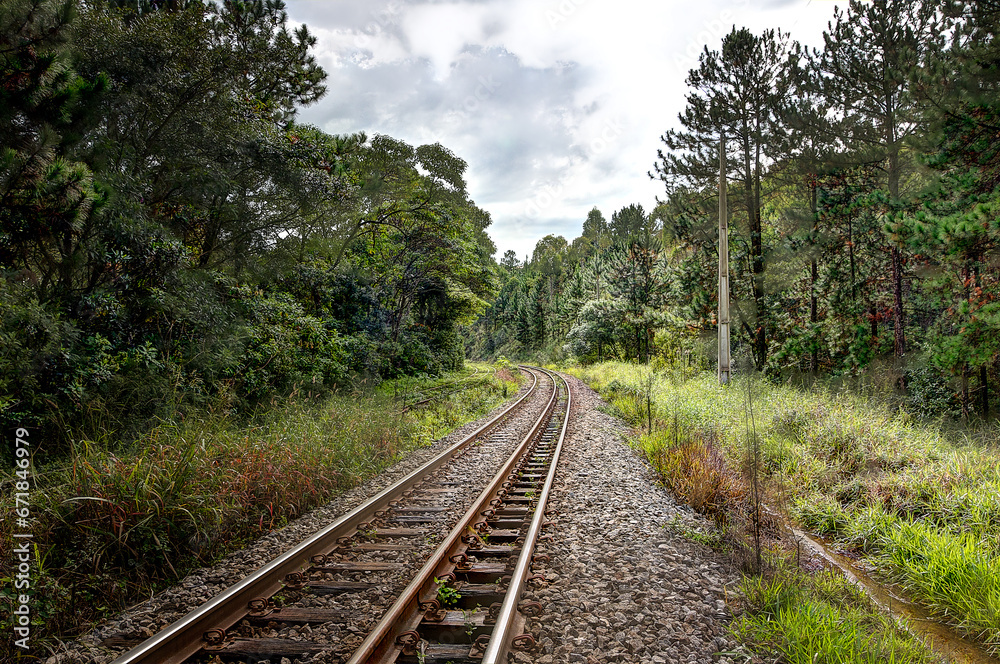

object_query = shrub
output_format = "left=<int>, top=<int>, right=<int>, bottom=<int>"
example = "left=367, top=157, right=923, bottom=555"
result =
left=644, top=431, right=745, bottom=524
left=233, top=289, right=347, bottom=400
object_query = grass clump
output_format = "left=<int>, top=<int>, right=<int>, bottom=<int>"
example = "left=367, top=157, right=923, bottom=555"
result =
left=878, top=521, right=1000, bottom=652
left=734, top=570, right=938, bottom=664
left=0, top=362, right=521, bottom=654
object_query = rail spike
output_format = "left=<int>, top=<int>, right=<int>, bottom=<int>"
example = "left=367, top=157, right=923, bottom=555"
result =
left=395, top=630, right=422, bottom=656
left=519, top=601, right=543, bottom=617
left=202, top=628, right=227, bottom=650
left=470, top=634, right=491, bottom=658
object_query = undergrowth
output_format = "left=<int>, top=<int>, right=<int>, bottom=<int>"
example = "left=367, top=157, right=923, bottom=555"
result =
left=568, top=362, right=998, bottom=661
left=0, top=362, right=523, bottom=656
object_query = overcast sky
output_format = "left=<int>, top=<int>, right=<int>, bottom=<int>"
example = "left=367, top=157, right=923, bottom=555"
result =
left=285, top=0, right=844, bottom=261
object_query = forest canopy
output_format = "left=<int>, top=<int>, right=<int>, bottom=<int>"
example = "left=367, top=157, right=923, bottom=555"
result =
left=0, top=0, right=497, bottom=460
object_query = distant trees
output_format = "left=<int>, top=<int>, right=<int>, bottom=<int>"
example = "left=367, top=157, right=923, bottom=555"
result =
left=470, top=0, right=1000, bottom=419
left=471, top=203, right=672, bottom=363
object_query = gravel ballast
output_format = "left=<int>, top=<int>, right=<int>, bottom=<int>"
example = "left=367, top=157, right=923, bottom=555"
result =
left=518, top=373, right=741, bottom=664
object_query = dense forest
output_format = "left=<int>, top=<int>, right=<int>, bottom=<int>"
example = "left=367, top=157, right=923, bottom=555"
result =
left=471, top=0, right=1000, bottom=419
left=1, top=0, right=497, bottom=462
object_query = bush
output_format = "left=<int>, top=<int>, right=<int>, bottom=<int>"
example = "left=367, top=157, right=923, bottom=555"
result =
left=904, top=366, right=960, bottom=418
left=233, top=289, right=347, bottom=400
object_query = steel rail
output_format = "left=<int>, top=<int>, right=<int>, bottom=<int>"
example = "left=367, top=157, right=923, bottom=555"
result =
left=110, top=368, right=541, bottom=664
left=345, top=366, right=563, bottom=664
left=481, top=367, right=571, bottom=664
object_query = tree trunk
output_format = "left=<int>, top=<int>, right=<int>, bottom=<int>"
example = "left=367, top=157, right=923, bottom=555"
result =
left=888, top=122, right=905, bottom=357
left=848, top=213, right=857, bottom=304
left=980, top=365, right=989, bottom=417
left=891, top=246, right=905, bottom=356
left=962, top=367, right=970, bottom=419
left=810, top=180, right=819, bottom=375
left=753, top=141, right=766, bottom=371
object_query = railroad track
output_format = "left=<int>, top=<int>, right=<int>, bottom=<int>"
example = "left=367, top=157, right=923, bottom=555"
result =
left=111, top=365, right=571, bottom=664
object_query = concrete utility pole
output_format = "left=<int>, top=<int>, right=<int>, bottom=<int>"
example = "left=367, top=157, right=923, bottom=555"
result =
left=718, top=131, right=731, bottom=385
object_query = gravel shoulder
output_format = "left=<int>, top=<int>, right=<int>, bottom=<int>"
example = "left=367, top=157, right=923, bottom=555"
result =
left=520, top=372, right=742, bottom=664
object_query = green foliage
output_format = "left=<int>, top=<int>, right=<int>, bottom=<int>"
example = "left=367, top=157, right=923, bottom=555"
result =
left=0, top=0, right=498, bottom=461
left=234, top=288, right=347, bottom=400
left=433, top=576, right=462, bottom=606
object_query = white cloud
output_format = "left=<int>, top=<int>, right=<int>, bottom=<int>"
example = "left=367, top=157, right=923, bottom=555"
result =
left=287, top=0, right=842, bottom=259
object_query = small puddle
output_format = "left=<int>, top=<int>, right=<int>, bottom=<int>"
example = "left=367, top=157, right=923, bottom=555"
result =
left=791, top=527, right=1000, bottom=664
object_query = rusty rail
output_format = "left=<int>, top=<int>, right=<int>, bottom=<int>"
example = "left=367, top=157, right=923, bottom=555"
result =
left=110, top=368, right=540, bottom=664
left=345, top=366, right=571, bottom=664
left=480, top=366, right=570, bottom=663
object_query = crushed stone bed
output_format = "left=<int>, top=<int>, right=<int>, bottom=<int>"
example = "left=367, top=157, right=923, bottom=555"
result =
left=519, top=373, right=741, bottom=664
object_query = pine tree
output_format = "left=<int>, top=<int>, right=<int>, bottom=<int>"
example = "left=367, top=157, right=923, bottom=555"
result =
left=816, top=0, right=939, bottom=357
left=653, top=26, right=795, bottom=370
left=0, top=0, right=106, bottom=299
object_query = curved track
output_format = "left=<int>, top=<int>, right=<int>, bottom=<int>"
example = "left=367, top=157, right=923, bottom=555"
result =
left=111, top=366, right=571, bottom=664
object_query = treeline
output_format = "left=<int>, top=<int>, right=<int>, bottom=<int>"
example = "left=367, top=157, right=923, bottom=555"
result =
left=474, top=0, right=1000, bottom=417
left=1, top=0, right=496, bottom=460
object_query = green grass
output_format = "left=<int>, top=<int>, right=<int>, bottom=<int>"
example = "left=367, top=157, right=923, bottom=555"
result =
left=567, top=362, right=1000, bottom=658
left=734, top=570, right=938, bottom=664
left=0, top=362, right=523, bottom=654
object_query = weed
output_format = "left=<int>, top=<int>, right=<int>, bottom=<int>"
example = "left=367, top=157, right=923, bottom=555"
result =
left=662, top=515, right=722, bottom=548
left=463, top=607, right=479, bottom=636
left=434, top=576, right=462, bottom=606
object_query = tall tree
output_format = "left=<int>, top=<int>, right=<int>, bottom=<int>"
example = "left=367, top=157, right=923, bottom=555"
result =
left=582, top=206, right=609, bottom=248
left=0, top=0, right=106, bottom=301
left=653, top=26, right=795, bottom=370
left=816, top=0, right=939, bottom=357
left=609, top=203, right=648, bottom=242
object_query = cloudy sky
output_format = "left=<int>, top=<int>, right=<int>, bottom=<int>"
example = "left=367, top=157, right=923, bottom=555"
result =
left=285, top=0, right=844, bottom=261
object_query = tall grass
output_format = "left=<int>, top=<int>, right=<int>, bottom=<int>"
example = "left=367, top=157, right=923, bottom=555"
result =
left=0, top=363, right=522, bottom=652
left=734, top=570, right=937, bottom=664
left=567, top=362, right=1000, bottom=657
